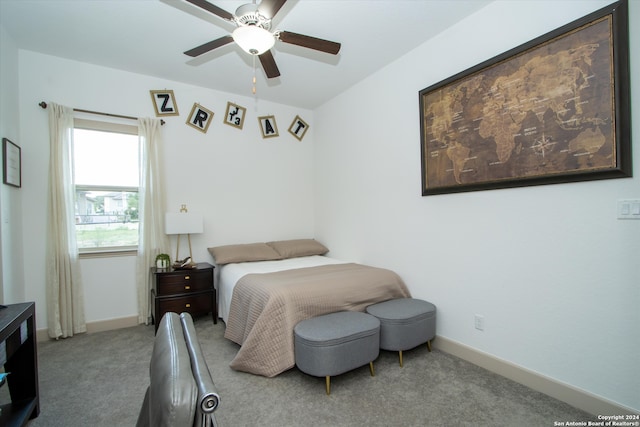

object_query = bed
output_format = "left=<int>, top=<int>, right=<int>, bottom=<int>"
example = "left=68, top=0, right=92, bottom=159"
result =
left=209, top=239, right=411, bottom=377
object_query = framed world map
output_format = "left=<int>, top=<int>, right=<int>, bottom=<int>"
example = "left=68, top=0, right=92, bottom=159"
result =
left=419, top=0, right=631, bottom=195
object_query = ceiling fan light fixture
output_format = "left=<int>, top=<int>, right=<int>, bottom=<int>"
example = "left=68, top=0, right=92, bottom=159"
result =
left=232, top=25, right=275, bottom=55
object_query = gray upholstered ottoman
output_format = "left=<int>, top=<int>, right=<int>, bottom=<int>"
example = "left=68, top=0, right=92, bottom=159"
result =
left=366, top=298, right=436, bottom=367
left=294, top=311, right=380, bottom=395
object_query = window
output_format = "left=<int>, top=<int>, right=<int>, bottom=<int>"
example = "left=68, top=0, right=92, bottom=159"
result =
left=73, top=119, right=139, bottom=253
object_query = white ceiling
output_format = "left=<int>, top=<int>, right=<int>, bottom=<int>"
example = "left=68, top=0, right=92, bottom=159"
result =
left=0, top=0, right=492, bottom=109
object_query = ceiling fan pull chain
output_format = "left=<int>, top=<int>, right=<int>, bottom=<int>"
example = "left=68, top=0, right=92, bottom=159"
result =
left=252, top=55, right=257, bottom=95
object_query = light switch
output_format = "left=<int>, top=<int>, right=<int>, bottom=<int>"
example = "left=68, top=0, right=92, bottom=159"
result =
left=621, top=202, right=630, bottom=215
left=618, top=199, right=640, bottom=220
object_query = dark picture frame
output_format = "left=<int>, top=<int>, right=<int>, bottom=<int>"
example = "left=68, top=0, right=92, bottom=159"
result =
left=2, top=138, right=21, bottom=188
left=419, top=0, right=630, bottom=195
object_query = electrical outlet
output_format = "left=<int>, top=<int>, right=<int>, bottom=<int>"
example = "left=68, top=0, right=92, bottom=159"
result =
left=474, top=314, right=485, bottom=331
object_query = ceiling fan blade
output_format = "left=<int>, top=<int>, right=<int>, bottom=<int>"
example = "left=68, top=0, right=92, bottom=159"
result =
left=259, top=50, right=281, bottom=78
left=184, top=35, right=234, bottom=57
left=278, top=31, right=341, bottom=55
left=258, top=0, right=288, bottom=19
left=185, top=0, right=234, bottom=21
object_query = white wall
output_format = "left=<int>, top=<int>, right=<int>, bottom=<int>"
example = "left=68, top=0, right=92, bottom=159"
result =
left=0, top=24, right=26, bottom=304
left=17, top=51, right=316, bottom=329
left=314, top=0, right=639, bottom=412
left=4, top=0, right=638, bottom=414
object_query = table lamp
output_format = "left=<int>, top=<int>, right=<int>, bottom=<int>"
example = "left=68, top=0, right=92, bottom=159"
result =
left=165, top=205, right=203, bottom=269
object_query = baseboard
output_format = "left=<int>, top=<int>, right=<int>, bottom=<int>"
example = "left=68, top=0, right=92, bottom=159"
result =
left=433, top=336, right=637, bottom=416
left=36, top=315, right=140, bottom=342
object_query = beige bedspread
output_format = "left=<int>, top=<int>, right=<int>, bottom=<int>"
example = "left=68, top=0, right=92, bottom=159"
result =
left=224, top=263, right=411, bottom=377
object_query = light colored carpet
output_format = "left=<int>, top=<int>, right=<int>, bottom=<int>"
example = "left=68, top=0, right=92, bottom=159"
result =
left=23, top=317, right=594, bottom=426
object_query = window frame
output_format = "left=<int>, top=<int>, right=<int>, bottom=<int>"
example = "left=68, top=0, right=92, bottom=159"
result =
left=73, top=118, right=140, bottom=257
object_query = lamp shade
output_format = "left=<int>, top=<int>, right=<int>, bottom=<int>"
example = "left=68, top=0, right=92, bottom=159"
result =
left=232, top=25, right=275, bottom=55
left=165, top=212, right=203, bottom=235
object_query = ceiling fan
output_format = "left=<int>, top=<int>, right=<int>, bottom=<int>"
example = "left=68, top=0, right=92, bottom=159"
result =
left=183, top=0, right=341, bottom=78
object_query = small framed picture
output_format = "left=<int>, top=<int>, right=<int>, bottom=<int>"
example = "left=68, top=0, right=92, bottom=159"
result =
left=186, top=103, right=214, bottom=134
left=224, top=102, right=247, bottom=130
left=288, top=115, right=310, bottom=141
left=258, top=115, right=279, bottom=139
left=150, top=90, right=179, bottom=117
left=3, top=138, right=21, bottom=188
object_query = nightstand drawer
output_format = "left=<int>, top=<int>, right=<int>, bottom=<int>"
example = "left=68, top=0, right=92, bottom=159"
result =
left=157, top=293, right=213, bottom=317
left=157, top=271, right=212, bottom=296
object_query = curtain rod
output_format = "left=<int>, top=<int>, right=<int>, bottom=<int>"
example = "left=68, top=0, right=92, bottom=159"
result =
left=38, top=102, right=165, bottom=125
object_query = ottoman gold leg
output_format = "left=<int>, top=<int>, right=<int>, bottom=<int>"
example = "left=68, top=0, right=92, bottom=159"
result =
left=399, top=350, right=403, bottom=367
left=369, top=361, right=375, bottom=376
left=325, top=376, right=331, bottom=395
left=427, top=340, right=432, bottom=352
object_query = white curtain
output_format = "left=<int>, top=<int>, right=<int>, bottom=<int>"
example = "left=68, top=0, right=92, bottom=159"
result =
left=46, top=103, right=86, bottom=339
left=136, top=118, right=171, bottom=324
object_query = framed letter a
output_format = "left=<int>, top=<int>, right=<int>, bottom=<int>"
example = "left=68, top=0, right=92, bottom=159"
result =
left=258, top=115, right=279, bottom=139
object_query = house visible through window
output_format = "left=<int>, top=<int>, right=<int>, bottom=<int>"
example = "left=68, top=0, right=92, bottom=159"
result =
left=73, top=119, right=139, bottom=253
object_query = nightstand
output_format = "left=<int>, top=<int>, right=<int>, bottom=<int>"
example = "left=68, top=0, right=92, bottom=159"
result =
left=151, top=262, right=216, bottom=332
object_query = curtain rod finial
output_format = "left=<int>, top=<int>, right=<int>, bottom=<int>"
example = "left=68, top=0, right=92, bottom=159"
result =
left=39, top=102, right=47, bottom=109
